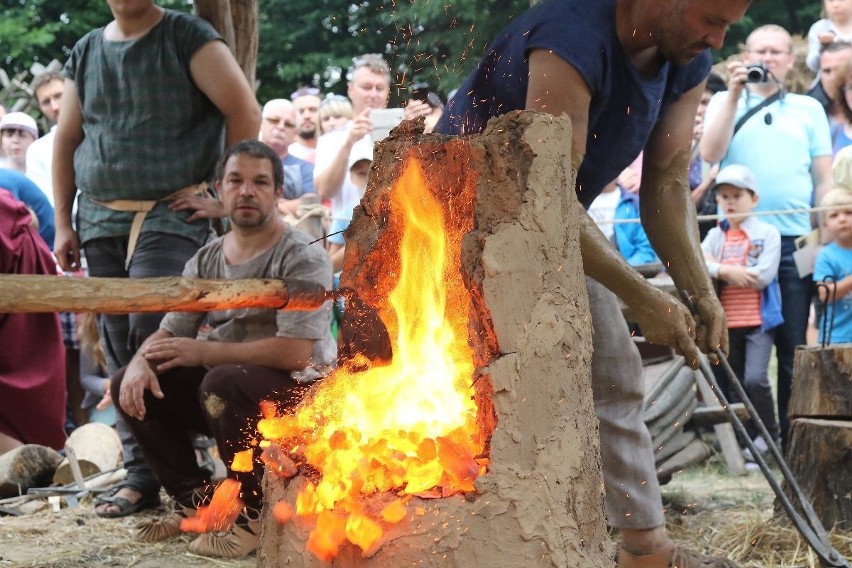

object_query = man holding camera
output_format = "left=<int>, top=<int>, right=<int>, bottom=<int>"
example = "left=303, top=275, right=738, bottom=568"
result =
left=700, top=24, right=832, bottom=449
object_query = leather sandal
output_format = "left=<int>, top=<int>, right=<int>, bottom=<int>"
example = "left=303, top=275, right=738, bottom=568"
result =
left=94, top=484, right=160, bottom=519
left=617, top=544, right=741, bottom=568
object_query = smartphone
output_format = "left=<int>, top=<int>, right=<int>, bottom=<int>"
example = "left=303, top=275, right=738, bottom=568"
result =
left=369, top=108, right=405, bottom=142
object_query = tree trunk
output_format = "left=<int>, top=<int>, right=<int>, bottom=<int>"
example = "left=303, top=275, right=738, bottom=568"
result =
left=783, top=418, right=852, bottom=530
left=257, top=113, right=611, bottom=566
left=789, top=345, right=852, bottom=419
left=194, top=0, right=258, bottom=88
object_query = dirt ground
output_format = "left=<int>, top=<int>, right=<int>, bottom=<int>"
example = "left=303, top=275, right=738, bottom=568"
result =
left=0, top=455, right=849, bottom=567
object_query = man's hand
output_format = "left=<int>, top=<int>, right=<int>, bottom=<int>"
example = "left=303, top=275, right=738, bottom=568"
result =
left=689, top=290, right=728, bottom=360
left=54, top=225, right=82, bottom=272
left=724, top=60, right=749, bottom=97
left=403, top=99, right=431, bottom=121
left=118, top=356, right=164, bottom=421
left=630, top=287, right=702, bottom=367
left=143, top=337, right=206, bottom=373
left=166, top=193, right=225, bottom=222
left=347, top=108, right=373, bottom=145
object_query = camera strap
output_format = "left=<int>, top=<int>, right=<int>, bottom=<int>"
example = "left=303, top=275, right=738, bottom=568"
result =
left=733, top=90, right=782, bottom=136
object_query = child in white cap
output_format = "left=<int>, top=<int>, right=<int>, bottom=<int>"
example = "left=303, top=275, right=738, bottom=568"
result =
left=0, top=112, right=39, bottom=173
left=701, top=164, right=783, bottom=456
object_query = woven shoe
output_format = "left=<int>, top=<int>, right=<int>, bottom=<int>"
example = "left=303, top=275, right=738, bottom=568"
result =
left=134, top=504, right=195, bottom=543
left=187, top=519, right=260, bottom=558
left=617, top=544, right=741, bottom=568
left=133, top=486, right=212, bottom=543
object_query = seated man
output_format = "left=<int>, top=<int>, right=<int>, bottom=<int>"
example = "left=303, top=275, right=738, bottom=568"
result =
left=111, top=140, right=335, bottom=558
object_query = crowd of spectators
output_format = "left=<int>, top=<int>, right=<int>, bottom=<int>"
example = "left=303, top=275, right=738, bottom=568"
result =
left=1, top=0, right=851, bottom=564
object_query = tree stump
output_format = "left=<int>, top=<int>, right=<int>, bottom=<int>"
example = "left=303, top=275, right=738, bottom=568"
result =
left=257, top=112, right=611, bottom=566
left=789, top=345, right=852, bottom=418
left=53, top=423, right=122, bottom=486
left=782, top=345, right=852, bottom=529
left=784, top=418, right=852, bottom=529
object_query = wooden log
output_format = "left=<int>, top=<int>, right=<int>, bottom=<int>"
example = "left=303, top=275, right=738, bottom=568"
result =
left=688, top=403, right=750, bottom=428
left=789, top=345, right=852, bottom=419
left=53, top=423, right=122, bottom=486
left=782, top=418, right=852, bottom=530
left=0, top=445, right=63, bottom=498
left=258, top=113, right=611, bottom=566
left=656, top=438, right=713, bottom=484
left=0, top=275, right=325, bottom=314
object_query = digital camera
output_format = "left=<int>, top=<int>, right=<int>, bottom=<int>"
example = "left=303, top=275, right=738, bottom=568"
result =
left=745, top=63, right=769, bottom=83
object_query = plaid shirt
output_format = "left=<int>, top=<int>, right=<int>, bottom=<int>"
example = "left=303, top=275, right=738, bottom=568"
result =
left=63, top=10, right=225, bottom=246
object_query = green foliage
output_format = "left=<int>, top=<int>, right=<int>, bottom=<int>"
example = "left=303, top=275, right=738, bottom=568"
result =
left=256, top=0, right=528, bottom=105
left=715, top=0, right=824, bottom=61
left=0, top=0, right=832, bottom=105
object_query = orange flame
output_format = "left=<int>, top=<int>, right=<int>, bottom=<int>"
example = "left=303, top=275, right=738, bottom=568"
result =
left=258, top=155, right=484, bottom=559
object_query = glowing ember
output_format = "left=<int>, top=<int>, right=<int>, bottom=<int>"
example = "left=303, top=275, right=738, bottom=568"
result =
left=259, top=155, right=485, bottom=559
left=181, top=479, right=244, bottom=533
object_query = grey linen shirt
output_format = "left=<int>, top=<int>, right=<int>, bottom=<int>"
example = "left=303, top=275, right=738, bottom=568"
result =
left=160, top=227, right=337, bottom=368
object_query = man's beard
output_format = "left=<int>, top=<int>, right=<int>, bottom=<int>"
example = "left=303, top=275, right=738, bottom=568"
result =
left=298, top=127, right=316, bottom=141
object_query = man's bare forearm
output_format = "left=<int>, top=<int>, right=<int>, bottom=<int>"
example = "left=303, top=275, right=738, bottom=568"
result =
left=201, top=336, right=315, bottom=371
left=641, top=153, right=716, bottom=299
left=52, top=131, right=81, bottom=229
left=579, top=206, right=653, bottom=306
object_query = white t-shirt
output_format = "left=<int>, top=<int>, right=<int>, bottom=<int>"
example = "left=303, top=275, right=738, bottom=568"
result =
left=25, top=126, right=56, bottom=206
left=314, top=125, right=373, bottom=221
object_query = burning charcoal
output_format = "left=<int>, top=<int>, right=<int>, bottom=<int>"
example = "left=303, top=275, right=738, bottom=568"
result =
left=230, top=448, right=253, bottom=473
left=380, top=498, right=407, bottom=524
left=306, top=510, right=347, bottom=561
left=181, top=479, right=243, bottom=533
left=345, top=511, right=383, bottom=552
left=260, top=445, right=298, bottom=478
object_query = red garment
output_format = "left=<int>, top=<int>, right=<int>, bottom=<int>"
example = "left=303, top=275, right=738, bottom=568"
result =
left=717, top=229, right=762, bottom=328
left=0, top=189, right=66, bottom=450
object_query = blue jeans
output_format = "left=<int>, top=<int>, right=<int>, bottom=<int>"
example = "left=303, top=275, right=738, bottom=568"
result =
left=85, top=232, right=202, bottom=498
left=776, top=237, right=813, bottom=448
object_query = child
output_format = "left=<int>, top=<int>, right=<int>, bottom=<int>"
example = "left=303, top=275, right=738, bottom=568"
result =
left=813, top=188, right=852, bottom=344
left=327, top=144, right=372, bottom=272
left=701, top=164, right=783, bottom=448
left=807, top=0, right=852, bottom=72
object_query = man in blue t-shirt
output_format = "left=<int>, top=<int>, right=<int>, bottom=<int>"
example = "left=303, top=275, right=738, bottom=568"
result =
left=436, top=0, right=752, bottom=566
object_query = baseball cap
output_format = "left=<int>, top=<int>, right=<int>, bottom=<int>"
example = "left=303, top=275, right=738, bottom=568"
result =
left=348, top=139, right=373, bottom=170
left=712, top=164, right=758, bottom=195
left=0, top=112, right=38, bottom=139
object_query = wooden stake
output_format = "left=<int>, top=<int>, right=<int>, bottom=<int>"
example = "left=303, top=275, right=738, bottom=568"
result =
left=0, top=275, right=326, bottom=314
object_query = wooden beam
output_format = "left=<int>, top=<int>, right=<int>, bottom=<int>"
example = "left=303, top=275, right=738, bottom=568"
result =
left=0, top=275, right=326, bottom=314
left=689, top=403, right=750, bottom=428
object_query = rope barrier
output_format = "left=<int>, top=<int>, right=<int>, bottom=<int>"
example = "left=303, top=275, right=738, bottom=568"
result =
left=597, top=203, right=850, bottom=225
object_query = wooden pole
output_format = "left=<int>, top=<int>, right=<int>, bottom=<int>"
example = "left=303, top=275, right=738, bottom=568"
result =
left=0, top=275, right=326, bottom=314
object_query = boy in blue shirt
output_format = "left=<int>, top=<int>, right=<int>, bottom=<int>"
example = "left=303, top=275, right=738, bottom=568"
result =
left=814, top=188, right=852, bottom=344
